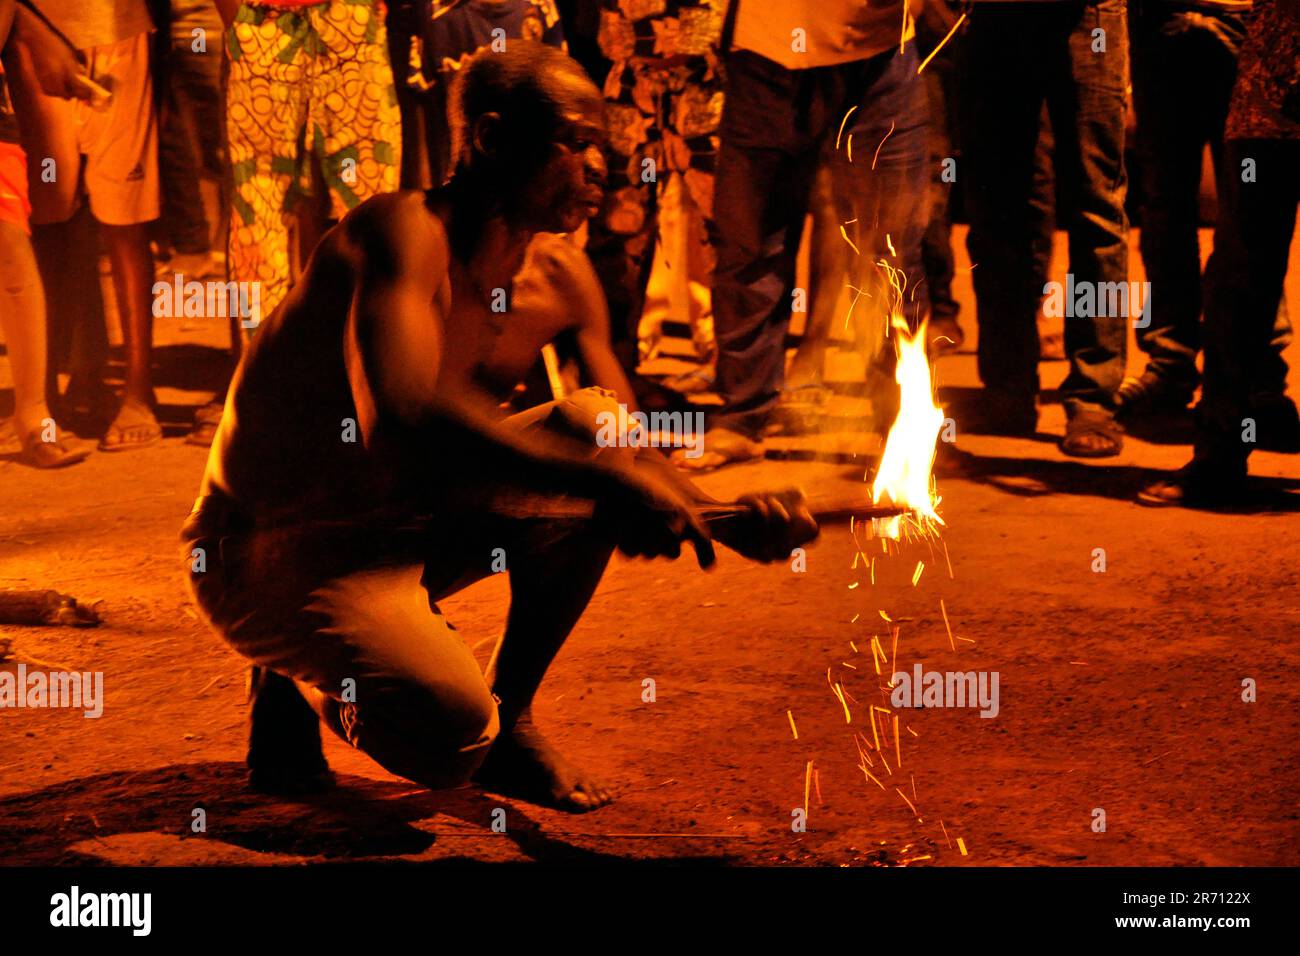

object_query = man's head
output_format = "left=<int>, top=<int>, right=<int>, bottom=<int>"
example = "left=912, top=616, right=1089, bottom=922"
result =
left=450, top=44, right=607, bottom=234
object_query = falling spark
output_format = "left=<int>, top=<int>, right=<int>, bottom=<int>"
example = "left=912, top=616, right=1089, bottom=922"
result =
left=879, top=610, right=892, bottom=623
left=835, top=106, right=858, bottom=150
left=916, top=12, right=967, bottom=75
left=940, top=819, right=952, bottom=848
left=910, top=772, right=917, bottom=801
left=957, top=837, right=968, bottom=857
left=847, top=133, right=854, bottom=164
left=813, top=768, right=823, bottom=805
left=787, top=710, right=799, bottom=740
left=804, top=761, right=813, bottom=817
left=839, top=224, right=862, bottom=257
left=940, top=599, right=955, bottom=652
left=872, top=121, right=896, bottom=170
left=911, top=561, right=925, bottom=586
left=886, top=233, right=897, bottom=257
left=894, top=715, right=902, bottom=768
left=907, top=725, right=919, bottom=737
left=896, top=787, right=920, bottom=819
left=832, top=683, right=852, bottom=723
left=862, top=767, right=885, bottom=791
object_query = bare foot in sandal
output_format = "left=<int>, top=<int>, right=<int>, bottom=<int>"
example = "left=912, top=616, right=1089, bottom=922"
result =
left=1, top=416, right=93, bottom=468
left=670, top=426, right=764, bottom=473
left=99, top=399, right=163, bottom=452
left=1061, top=408, right=1123, bottom=458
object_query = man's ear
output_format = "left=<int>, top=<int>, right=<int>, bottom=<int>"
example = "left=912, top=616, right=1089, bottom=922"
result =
left=471, top=111, right=502, bottom=161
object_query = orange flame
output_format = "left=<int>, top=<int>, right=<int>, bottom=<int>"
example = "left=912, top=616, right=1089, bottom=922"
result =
left=870, top=270, right=945, bottom=539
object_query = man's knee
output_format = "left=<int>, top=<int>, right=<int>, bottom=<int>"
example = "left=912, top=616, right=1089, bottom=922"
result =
left=343, top=678, right=500, bottom=789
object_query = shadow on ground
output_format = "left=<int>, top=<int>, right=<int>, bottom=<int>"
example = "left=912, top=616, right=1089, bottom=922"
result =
left=0, top=763, right=734, bottom=866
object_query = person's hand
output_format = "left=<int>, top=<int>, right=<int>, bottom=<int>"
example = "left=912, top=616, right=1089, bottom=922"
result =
left=16, top=20, right=91, bottom=101
left=711, top=488, right=819, bottom=563
left=599, top=466, right=716, bottom=568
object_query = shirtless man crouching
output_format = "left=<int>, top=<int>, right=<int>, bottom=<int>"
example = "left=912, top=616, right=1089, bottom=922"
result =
left=182, top=44, right=817, bottom=812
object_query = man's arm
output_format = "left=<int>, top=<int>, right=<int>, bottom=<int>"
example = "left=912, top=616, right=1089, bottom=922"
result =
left=1, top=0, right=16, bottom=52
left=9, top=1, right=90, bottom=100
left=343, top=196, right=714, bottom=562
left=537, top=238, right=722, bottom=504
left=555, top=244, right=640, bottom=405
left=346, top=198, right=626, bottom=497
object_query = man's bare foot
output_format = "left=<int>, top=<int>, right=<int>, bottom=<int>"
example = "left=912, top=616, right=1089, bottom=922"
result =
left=99, top=399, right=163, bottom=452
left=473, top=716, right=613, bottom=813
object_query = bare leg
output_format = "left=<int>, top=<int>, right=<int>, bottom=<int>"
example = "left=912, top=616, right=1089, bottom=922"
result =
left=473, top=519, right=619, bottom=811
left=0, top=222, right=53, bottom=435
left=99, top=222, right=162, bottom=449
left=0, top=222, right=90, bottom=466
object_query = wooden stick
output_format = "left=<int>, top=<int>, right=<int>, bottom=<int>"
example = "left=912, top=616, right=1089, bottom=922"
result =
left=488, top=491, right=908, bottom=526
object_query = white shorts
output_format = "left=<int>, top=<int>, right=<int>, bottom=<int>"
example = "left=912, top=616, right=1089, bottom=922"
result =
left=18, top=31, right=159, bottom=226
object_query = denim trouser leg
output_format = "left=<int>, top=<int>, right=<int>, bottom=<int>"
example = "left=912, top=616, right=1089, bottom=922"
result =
left=1198, top=140, right=1299, bottom=463
left=711, top=47, right=928, bottom=438
left=1130, top=5, right=1243, bottom=389
left=710, top=52, right=824, bottom=438
left=967, top=1, right=1130, bottom=409
left=922, top=62, right=958, bottom=320
left=1050, top=0, right=1130, bottom=411
left=838, top=47, right=931, bottom=336
left=966, top=9, right=1052, bottom=398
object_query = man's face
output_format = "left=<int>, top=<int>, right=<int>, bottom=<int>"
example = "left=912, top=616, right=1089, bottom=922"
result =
left=520, top=75, right=608, bottom=234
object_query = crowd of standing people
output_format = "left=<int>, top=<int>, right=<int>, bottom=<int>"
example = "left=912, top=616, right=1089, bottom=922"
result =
left=0, top=0, right=1297, bottom=508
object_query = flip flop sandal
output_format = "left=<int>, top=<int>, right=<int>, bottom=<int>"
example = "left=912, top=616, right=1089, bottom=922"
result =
left=671, top=429, right=765, bottom=473
left=98, top=408, right=163, bottom=452
left=1, top=418, right=92, bottom=468
left=1060, top=410, right=1123, bottom=458
left=663, top=368, right=716, bottom=395
left=1136, top=453, right=1248, bottom=508
left=185, top=401, right=225, bottom=447
left=18, top=426, right=93, bottom=469
left=780, top=384, right=832, bottom=407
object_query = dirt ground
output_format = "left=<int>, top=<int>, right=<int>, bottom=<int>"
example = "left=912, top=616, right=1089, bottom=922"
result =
left=1, top=227, right=1298, bottom=867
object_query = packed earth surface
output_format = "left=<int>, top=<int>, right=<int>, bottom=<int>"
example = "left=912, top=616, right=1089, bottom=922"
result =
left=2, top=227, right=1297, bottom=866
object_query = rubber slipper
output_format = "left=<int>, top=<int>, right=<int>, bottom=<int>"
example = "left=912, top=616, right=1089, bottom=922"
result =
left=1061, top=409, right=1123, bottom=458
left=99, top=402, right=163, bottom=452
left=671, top=427, right=764, bottom=473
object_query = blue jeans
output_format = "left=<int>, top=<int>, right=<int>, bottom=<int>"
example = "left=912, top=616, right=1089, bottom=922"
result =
left=710, top=45, right=930, bottom=439
left=966, top=0, right=1130, bottom=412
